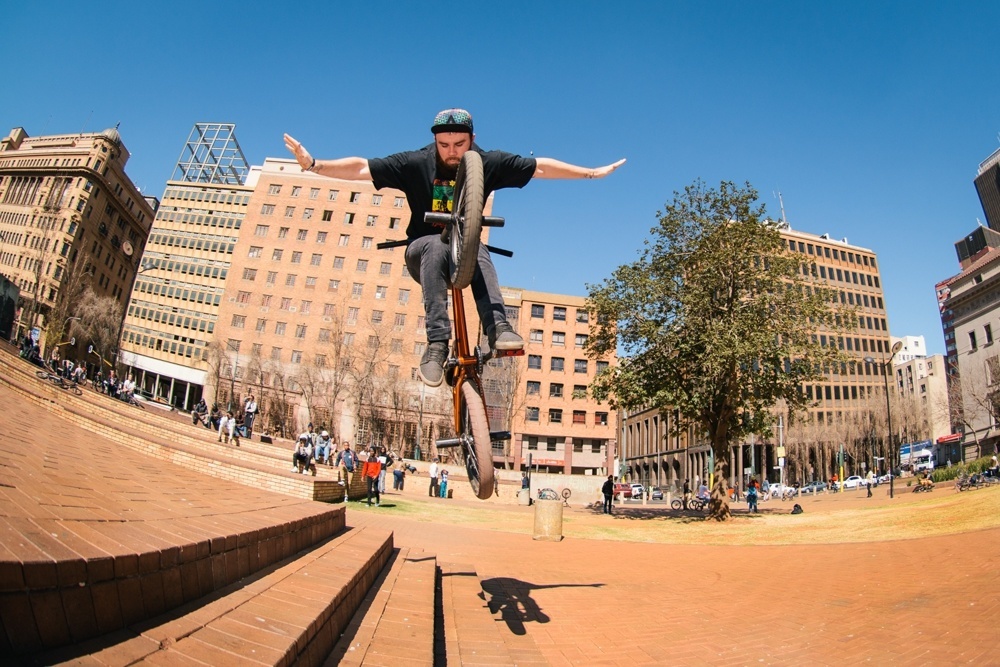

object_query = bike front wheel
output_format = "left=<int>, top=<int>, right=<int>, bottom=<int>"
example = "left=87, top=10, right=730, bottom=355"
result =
left=670, top=498, right=683, bottom=511
left=448, top=151, right=484, bottom=290
left=459, top=380, right=494, bottom=500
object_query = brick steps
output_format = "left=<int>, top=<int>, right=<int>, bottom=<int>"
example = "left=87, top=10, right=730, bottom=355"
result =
left=438, top=562, right=517, bottom=666
left=326, top=548, right=436, bottom=667
left=31, top=526, right=394, bottom=666
left=0, top=354, right=347, bottom=502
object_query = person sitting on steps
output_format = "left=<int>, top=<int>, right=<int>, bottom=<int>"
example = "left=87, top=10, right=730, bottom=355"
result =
left=284, top=108, right=625, bottom=387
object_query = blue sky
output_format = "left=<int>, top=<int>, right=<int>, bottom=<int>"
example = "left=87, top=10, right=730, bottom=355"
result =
left=5, top=1, right=1000, bottom=356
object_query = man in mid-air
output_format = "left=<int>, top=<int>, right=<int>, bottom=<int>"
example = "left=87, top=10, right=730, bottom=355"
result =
left=284, top=108, right=624, bottom=387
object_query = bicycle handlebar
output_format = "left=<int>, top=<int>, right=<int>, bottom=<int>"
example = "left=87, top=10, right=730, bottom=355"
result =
left=424, top=212, right=505, bottom=227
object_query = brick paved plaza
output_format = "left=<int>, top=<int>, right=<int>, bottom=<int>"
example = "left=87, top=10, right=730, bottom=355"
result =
left=1, top=350, right=998, bottom=665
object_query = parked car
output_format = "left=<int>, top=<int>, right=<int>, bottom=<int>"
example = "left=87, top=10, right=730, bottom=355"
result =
left=842, top=475, right=864, bottom=489
left=613, top=483, right=633, bottom=498
left=800, top=480, right=827, bottom=494
left=630, top=484, right=645, bottom=498
left=650, top=487, right=664, bottom=500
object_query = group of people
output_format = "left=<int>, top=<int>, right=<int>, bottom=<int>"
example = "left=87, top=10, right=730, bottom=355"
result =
left=191, top=393, right=258, bottom=443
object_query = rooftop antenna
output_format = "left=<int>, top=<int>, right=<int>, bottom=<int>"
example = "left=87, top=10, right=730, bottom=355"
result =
left=773, top=190, right=788, bottom=227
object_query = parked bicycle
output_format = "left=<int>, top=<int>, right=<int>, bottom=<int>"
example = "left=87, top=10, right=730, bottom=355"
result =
left=36, top=369, right=83, bottom=396
left=670, top=496, right=709, bottom=512
left=377, top=151, right=519, bottom=499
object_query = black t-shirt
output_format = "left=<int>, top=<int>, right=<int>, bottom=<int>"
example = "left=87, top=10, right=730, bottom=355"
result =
left=368, top=142, right=536, bottom=239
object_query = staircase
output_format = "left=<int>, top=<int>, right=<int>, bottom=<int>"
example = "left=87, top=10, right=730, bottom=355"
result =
left=0, top=347, right=545, bottom=665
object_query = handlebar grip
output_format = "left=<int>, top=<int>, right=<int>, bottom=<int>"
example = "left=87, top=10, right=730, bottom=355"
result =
left=376, top=239, right=409, bottom=250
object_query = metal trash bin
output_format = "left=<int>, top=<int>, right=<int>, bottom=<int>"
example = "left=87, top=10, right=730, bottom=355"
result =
left=532, top=497, right=564, bottom=542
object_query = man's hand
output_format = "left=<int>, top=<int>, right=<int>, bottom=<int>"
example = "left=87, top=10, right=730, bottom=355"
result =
left=283, top=134, right=313, bottom=171
left=591, top=158, right=627, bottom=179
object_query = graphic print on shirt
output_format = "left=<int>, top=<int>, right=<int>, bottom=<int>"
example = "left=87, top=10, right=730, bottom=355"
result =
left=432, top=177, right=456, bottom=213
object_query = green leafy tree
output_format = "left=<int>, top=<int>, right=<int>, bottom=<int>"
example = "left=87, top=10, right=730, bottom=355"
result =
left=587, top=180, right=851, bottom=520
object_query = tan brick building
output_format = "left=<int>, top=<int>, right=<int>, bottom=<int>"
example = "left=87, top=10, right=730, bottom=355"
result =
left=620, top=227, right=894, bottom=491
left=0, top=126, right=155, bottom=352
left=213, top=158, right=618, bottom=466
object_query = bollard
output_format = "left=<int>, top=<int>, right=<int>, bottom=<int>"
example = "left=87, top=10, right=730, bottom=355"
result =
left=532, top=498, right=564, bottom=541
left=517, top=488, right=531, bottom=506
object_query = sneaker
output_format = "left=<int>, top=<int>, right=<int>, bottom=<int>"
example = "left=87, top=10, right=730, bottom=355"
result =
left=487, top=321, right=523, bottom=351
left=419, top=341, right=449, bottom=387
left=376, top=502, right=380, bottom=507
left=291, top=467, right=299, bottom=473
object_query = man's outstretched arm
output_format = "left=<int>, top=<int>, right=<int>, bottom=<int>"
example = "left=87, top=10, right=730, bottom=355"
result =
left=283, top=134, right=371, bottom=181
left=533, top=157, right=626, bottom=180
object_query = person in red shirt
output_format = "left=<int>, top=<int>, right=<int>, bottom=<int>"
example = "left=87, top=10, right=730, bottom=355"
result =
left=363, top=447, right=382, bottom=507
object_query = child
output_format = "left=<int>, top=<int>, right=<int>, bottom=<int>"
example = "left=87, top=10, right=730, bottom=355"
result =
left=439, top=469, right=449, bottom=498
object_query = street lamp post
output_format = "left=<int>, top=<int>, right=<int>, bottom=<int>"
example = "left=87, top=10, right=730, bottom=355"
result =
left=865, top=340, right=903, bottom=498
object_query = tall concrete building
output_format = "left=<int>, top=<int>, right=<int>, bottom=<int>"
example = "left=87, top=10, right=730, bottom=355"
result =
left=119, top=123, right=251, bottom=410
left=619, top=227, right=893, bottom=491
left=0, top=126, right=156, bottom=352
left=974, top=146, right=1000, bottom=230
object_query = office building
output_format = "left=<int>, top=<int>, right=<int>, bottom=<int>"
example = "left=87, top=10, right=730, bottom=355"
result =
left=119, top=123, right=251, bottom=410
left=974, top=146, right=1000, bottom=230
left=0, top=126, right=155, bottom=353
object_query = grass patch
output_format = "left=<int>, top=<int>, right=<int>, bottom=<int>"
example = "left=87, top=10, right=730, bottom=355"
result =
left=363, top=487, right=1000, bottom=546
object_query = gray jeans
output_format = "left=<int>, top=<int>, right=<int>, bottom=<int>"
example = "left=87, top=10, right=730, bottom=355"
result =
left=404, top=235, right=506, bottom=343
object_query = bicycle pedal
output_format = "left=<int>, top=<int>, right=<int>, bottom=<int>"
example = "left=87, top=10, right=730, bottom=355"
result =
left=494, top=349, right=525, bottom=358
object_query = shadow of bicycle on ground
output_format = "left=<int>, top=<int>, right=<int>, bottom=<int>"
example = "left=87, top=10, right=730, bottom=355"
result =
left=479, top=577, right=604, bottom=635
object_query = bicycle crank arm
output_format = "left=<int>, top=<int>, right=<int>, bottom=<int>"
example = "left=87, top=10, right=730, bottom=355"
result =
left=485, top=244, right=513, bottom=257
left=490, top=431, right=512, bottom=441
left=376, top=239, right=409, bottom=250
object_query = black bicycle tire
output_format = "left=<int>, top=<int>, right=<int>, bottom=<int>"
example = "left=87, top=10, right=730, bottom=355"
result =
left=460, top=379, right=494, bottom=500
left=35, top=370, right=49, bottom=380
left=449, top=151, right=484, bottom=290
left=670, top=498, right=682, bottom=511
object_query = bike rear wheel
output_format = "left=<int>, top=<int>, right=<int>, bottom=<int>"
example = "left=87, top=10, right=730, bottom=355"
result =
left=448, top=151, right=484, bottom=290
left=459, top=379, right=494, bottom=500
left=670, top=498, right=683, bottom=511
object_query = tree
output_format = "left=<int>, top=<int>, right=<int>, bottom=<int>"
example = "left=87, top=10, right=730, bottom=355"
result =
left=587, top=180, right=850, bottom=520
left=75, top=287, right=123, bottom=373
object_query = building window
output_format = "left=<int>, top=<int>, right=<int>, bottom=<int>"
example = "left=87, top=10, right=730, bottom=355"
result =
left=339, top=234, right=350, bottom=246
left=303, top=208, right=313, bottom=220
left=575, top=334, right=588, bottom=347
left=551, top=357, right=564, bottom=372
left=295, top=324, right=307, bottom=339
left=576, top=310, right=589, bottom=323
left=309, top=187, right=319, bottom=199
left=573, top=384, right=587, bottom=399
left=389, top=217, right=401, bottom=229
left=352, top=283, right=363, bottom=299
left=291, top=186, right=301, bottom=198
left=333, top=256, right=345, bottom=270
left=595, top=412, right=608, bottom=426
left=344, top=212, right=355, bottom=225
left=285, top=206, right=295, bottom=218
left=297, top=229, right=308, bottom=241
left=549, top=409, right=562, bottom=424
left=311, top=253, right=323, bottom=266
left=322, top=210, right=333, bottom=222
left=526, top=407, right=539, bottom=422
left=526, top=381, right=540, bottom=395
left=356, top=259, right=368, bottom=272
left=987, top=324, right=994, bottom=345
left=254, top=224, right=269, bottom=237
left=268, top=184, right=281, bottom=195
left=285, top=274, right=297, bottom=287
left=531, top=304, right=545, bottom=318
left=280, top=297, right=292, bottom=311
left=550, top=383, right=563, bottom=398
left=530, top=329, right=543, bottom=343
left=271, top=347, right=282, bottom=361
left=291, top=251, right=302, bottom=264
left=278, top=227, right=289, bottom=239
left=362, top=236, right=374, bottom=249
left=394, top=313, right=406, bottom=328
left=528, top=354, right=542, bottom=369
left=371, top=310, right=384, bottom=325
left=552, top=332, right=565, bottom=346
left=574, top=359, right=588, bottom=373
left=970, top=331, right=978, bottom=351
left=260, top=204, right=275, bottom=215
left=275, top=322, right=287, bottom=335
left=347, top=308, right=359, bottom=325
left=394, top=196, right=405, bottom=208
left=265, top=271, right=277, bottom=285
left=236, top=291, right=251, bottom=304
left=242, top=268, right=257, bottom=281
left=350, top=192, right=361, bottom=203
left=255, top=318, right=267, bottom=332
left=305, top=277, right=316, bottom=289
left=316, top=231, right=327, bottom=244
left=328, top=279, right=340, bottom=291
left=231, top=315, right=246, bottom=328
left=596, top=361, right=609, bottom=374
left=272, top=249, right=283, bottom=261
left=553, top=307, right=566, bottom=321
left=375, top=285, right=387, bottom=300
left=291, top=350, right=302, bottom=363
left=328, top=189, right=339, bottom=201
left=573, top=410, right=586, bottom=424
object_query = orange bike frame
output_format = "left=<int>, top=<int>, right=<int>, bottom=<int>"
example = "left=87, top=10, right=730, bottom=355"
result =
left=449, top=285, right=481, bottom=433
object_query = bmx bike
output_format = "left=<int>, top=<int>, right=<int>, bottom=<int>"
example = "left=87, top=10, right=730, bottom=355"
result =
left=377, top=151, right=522, bottom=500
